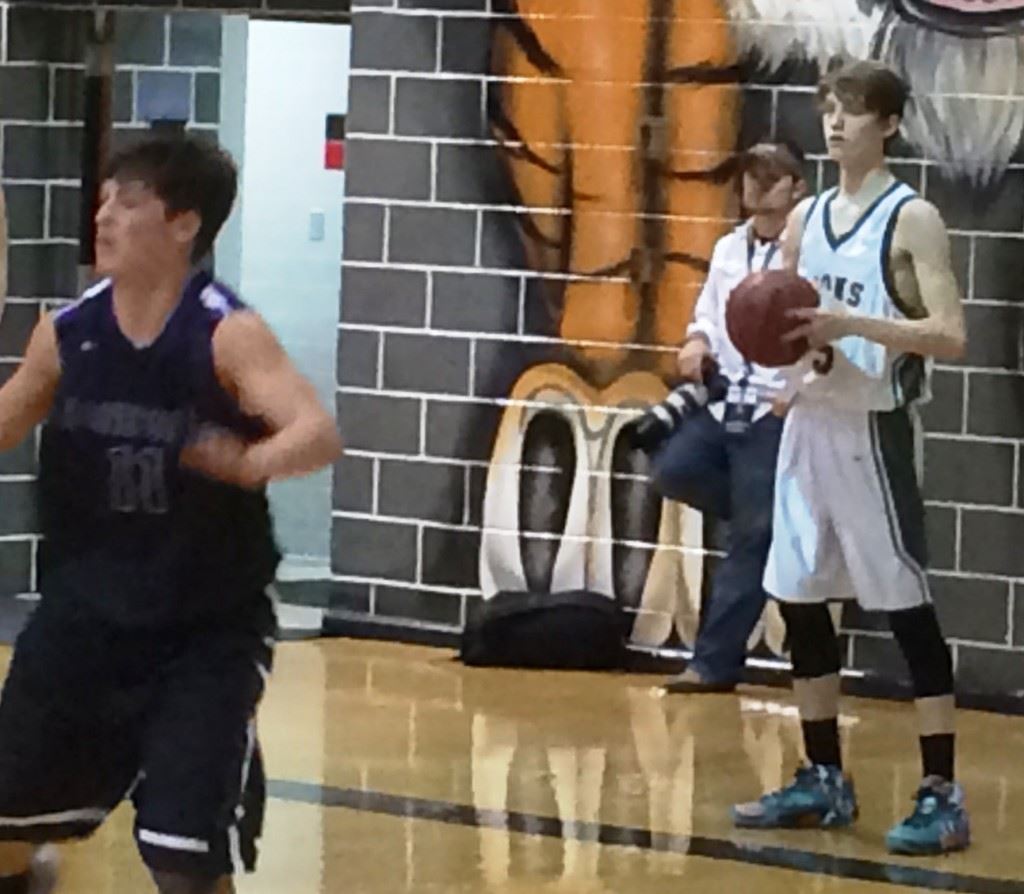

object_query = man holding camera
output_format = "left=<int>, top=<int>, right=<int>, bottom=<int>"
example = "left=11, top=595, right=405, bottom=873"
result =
left=652, top=143, right=807, bottom=693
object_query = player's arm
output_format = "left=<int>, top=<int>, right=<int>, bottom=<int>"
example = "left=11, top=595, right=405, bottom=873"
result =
left=865, top=199, right=965, bottom=360
left=781, top=196, right=813, bottom=272
left=183, top=311, right=342, bottom=488
left=765, top=200, right=812, bottom=416
left=788, top=200, right=966, bottom=361
left=0, top=314, right=60, bottom=450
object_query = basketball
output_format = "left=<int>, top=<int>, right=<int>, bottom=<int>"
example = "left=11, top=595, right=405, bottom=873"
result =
left=725, top=269, right=820, bottom=367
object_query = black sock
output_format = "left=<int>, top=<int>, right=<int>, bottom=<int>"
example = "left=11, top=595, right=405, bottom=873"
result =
left=920, top=733, right=955, bottom=782
left=802, top=718, right=842, bottom=769
left=0, top=872, right=30, bottom=894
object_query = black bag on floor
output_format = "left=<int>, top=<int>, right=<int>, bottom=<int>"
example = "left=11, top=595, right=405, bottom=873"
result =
left=460, top=590, right=626, bottom=670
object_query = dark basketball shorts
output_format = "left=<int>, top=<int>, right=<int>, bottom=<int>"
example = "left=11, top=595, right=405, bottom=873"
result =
left=0, top=594, right=275, bottom=880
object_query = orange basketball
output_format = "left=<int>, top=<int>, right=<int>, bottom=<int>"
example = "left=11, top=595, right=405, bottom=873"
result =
left=725, top=270, right=820, bottom=367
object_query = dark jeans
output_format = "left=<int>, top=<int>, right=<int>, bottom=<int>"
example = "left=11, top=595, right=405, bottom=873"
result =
left=651, top=406, right=782, bottom=684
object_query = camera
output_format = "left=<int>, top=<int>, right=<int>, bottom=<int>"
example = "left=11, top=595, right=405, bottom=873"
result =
left=628, top=360, right=728, bottom=454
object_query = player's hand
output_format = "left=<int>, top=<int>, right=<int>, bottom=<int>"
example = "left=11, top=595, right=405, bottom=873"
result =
left=783, top=306, right=852, bottom=348
left=180, top=427, right=267, bottom=490
left=676, top=338, right=710, bottom=381
left=770, top=397, right=791, bottom=417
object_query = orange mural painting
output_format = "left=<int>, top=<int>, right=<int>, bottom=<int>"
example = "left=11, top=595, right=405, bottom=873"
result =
left=480, top=0, right=755, bottom=654
left=489, top=0, right=741, bottom=383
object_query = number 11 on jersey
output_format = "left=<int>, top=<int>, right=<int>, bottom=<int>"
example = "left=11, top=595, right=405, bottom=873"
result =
left=107, top=445, right=170, bottom=514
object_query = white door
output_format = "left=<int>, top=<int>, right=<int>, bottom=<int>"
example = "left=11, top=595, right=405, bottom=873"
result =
left=218, top=17, right=350, bottom=576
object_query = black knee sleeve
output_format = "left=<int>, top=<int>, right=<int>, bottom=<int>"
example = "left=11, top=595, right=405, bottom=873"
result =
left=888, top=605, right=953, bottom=698
left=780, top=602, right=841, bottom=679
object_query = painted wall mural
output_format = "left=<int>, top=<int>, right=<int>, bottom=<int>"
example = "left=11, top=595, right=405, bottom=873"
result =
left=478, top=0, right=1024, bottom=657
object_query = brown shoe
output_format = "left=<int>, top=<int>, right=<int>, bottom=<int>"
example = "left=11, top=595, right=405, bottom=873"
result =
left=662, top=667, right=736, bottom=694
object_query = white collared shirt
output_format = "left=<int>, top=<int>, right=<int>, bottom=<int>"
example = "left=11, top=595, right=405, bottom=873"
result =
left=687, top=221, right=788, bottom=422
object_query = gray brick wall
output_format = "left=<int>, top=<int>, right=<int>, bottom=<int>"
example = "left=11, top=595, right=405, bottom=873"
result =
left=335, top=0, right=1024, bottom=696
left=12, top=2, right=350, bottom=16
left=0, top=4, right=228, bottom=596
left=16, top=1, right=1024, bottom=696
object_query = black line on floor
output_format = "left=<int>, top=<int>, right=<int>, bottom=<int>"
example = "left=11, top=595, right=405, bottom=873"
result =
left=266, top=779, right=1020, bottom=893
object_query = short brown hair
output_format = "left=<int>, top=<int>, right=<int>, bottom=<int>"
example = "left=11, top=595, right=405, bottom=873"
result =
left=104, top=133, right=238, bottom=262
left=739, top=141, right=806, bottom=184
left=817, top=59, right=909, bottom=121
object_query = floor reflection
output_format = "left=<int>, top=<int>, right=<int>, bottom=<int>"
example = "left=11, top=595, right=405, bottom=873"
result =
left=14, top=639, right=1024, bottom=893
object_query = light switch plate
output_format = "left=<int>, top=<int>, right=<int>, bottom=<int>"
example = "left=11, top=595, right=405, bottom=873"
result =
left=309, top=209, right=326, bottom=242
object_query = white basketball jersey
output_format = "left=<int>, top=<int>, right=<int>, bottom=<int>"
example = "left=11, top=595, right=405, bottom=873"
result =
left=794, top=181, right=930, bottom=412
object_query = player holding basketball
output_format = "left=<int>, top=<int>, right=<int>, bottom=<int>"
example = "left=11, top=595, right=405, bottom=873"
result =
left=0, top=134, right=341, bottom=893
left=730, top=60, right=970, bottom=855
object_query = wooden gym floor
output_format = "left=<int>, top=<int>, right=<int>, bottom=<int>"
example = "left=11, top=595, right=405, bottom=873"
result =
left=15, top=638, right=1024, bottom=893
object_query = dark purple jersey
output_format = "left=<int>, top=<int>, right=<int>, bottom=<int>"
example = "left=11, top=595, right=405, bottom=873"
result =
left=38, top=270, right=281, bottom=627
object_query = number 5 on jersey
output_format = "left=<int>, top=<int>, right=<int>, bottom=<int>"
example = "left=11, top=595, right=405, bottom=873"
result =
left=812, top=346, right=835, bottom=375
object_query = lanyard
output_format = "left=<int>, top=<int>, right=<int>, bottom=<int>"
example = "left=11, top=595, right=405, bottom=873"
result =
left=747, top=237, right=780, bottom=274
left=735, top=232, right=777, bottom=401
left=733, top=362, right=755, bottom=403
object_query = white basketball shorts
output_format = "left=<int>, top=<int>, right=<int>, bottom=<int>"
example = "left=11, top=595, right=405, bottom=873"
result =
left=763, top=401, right=931, bottom=612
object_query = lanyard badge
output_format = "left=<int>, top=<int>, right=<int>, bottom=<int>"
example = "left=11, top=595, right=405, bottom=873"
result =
left=724, top=360, right=757, bottom=436
left=723, top=401, right=755, bottom=436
